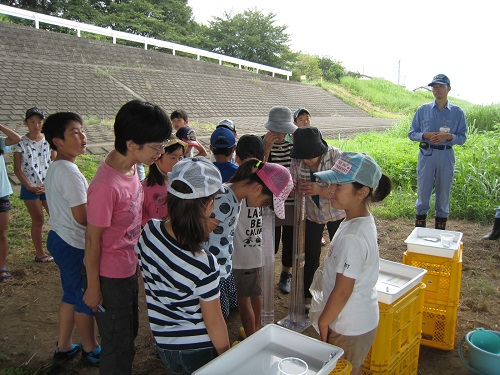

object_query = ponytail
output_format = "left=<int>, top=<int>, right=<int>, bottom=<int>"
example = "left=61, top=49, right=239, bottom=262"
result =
left=229, top=158, right=273, bottom=196
left=353, top=173, right=392, bottom=203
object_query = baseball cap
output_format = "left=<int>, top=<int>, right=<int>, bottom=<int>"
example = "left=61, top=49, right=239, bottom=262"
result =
left=216, top=119, right=237, bottom=134
left=293, top=107, right=311, bottom=121
left=167, top=157, right=224, bottom=199
left=314, top=152, right=382, bottom=189
left=25, top=107, right=45, bottom=120
left=210, top=127, right=236, bottom=148
left=428, top=74, right=450, bottom=87
left=175, top=126, right=198, bottom=146
left=255, top=161, right=293, bottom=219
left=236, top=134, right=264, bottom=161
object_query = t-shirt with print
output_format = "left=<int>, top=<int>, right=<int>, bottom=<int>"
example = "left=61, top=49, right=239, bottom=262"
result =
left=87, top=160, right=143, bottom=279
left=233, top=199, right=263, bottom=270
left=141, top=181, right=168, bottom=227
left=0, top=138, right=13, bottom=197
left=13, top=135, right=52, bottom=186
left=322, top=214, right=379, bottom=336
left=45, top=160, right=88, bottom=249
left=136, top=219, right=220, bottom=350
left=203, top=185, right=240, bottom=280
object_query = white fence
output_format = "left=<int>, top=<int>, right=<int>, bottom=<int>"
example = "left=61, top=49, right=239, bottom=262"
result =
left=0, top=4, right=292, bottom=80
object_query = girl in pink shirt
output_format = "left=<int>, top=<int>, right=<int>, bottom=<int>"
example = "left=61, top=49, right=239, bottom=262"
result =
left=141, top=137, right=186, bottom=226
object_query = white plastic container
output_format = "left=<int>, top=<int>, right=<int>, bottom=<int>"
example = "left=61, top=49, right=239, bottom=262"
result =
left=404, top=227, right=463, bottom=258
left=193, top=324, right=343, bottom=375
left=376, top=259, right=427, bottom=304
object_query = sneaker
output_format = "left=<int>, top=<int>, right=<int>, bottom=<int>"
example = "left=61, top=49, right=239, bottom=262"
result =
left=239, top=326, right=247, bottom=339
left=53, top=343, right=81, bottom=360
left=82, top=344, right=101, bottom=365
left=279, top=271, right=292, bottom=294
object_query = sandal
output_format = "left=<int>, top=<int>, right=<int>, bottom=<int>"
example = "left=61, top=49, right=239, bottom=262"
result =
left=0, top=268, right=14, bottom=283
left=34, top=255, right=54, bottom=263
left=53, top=343, right=81, bottom=361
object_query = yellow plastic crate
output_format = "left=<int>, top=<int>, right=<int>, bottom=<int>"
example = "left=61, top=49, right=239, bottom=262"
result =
left=363, top=283, right=425, bottom=371
left=329, top=359, right=352, bottom=374
left=420, top=300, right=458, bottom=350
left=362, top=335, right=420, bottom=375
left=403, top=250, right=462, bottom=306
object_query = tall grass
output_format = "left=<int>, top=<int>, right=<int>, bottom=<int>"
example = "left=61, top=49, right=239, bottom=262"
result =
left=326, top=120, right=500, bottom=223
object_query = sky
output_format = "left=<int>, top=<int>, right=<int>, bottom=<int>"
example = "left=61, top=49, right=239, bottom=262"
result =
left=188, top=0, right=499, bottom=105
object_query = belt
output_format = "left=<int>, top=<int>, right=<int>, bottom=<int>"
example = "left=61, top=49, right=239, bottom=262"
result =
left=419, top=142, right=452, bottom=150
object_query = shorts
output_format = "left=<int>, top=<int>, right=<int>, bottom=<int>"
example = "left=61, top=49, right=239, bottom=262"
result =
left=158, top=346, right=217, bottom=375
left=47, top=230, right=92, bottom=316
left=219, top=274, right=237, bottom=318
left=233, top=267, right=262, bottom=297
left=20, top=184, right=46, bottom=201
left=0, top=196, right=11, bottom=212
left=327, top=327, right=377, bottom=367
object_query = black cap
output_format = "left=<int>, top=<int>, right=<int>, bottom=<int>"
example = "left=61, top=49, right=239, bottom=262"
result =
left=25, top=107, right=45, bottom=120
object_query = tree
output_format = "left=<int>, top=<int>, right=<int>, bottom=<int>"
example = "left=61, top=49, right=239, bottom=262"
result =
left=292, top=54, right=322, bottom=81
left=318, top=56, right=345, bottom=82
left=0, top=0, right=198, bottom=45
left=201, top=8, right=296, bottom=69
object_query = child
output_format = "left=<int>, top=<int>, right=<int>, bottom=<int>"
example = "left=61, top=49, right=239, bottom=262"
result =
left=293, top=107, right=312, bottom=128
left=290, top=126, right=345, bottom=308
left=136, top=157, right=230, bottom=375
left=205, top=157, right=294, bottom=319
left=314, top=152, right=392, bottom=375
left=210, top=127, right=238, bottom=182
left=13, top=107, right=56, bottom=263
left=0, top=123, right=22, bottom=283
left=141, top=136, right=187, bottom=226
left=83, top=100, right=171, bottom=375
left=42, top=112, right=100, bottom=364
left=171, top=110, right=207, bottom=157
left=262, top=106, right=297, bottom=294
left=232, top=135, right=265, bottom=337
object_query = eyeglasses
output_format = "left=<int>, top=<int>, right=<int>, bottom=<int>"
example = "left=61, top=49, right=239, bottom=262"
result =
left=146, top=141, right=168, bottom=152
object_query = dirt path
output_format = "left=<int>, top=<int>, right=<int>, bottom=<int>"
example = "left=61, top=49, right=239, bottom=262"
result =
left=0, top=219, right=498, bottom=374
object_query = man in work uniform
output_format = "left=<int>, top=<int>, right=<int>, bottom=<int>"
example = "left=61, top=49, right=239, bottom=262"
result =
left=408, top=74, right=467, bottom=230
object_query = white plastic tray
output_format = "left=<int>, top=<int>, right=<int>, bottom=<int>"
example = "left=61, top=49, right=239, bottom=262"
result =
left=404, top=227, right=463, bottom=258
left=376, top=259, right=427, bottom=304
left=194, top=324, right=343, bottom=375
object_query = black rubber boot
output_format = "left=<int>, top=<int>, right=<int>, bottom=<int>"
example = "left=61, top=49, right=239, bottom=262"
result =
left=482, top=218, right=500, bottom=240
left=415, top=215, right=426, bottom=227
left=435, top=217, right=447, bottom=230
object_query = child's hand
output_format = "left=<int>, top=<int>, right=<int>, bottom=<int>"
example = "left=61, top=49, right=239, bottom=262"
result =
left=299, top=181, right=320, bottom=196
left=83, top=288, right=104, bottom=313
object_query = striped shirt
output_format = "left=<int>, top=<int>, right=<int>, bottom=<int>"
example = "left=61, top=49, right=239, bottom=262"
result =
left=136, top=219, right=220, bottom=350
left=290, top=146, right=346, bottom=224
left=266, top=139, right=294, bottom=205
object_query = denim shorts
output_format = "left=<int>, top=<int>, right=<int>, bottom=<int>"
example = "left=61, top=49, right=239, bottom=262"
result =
left=0, top=196, right=11, bottom=212
left=20, top=184, right=46, bottom=201
left=47, top=230, right=92, bottom=316
left=158, top=346, right=217, bottom=375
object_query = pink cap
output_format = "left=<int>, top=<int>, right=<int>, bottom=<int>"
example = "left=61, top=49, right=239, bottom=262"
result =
left=255, top=162, right=293, bottom=219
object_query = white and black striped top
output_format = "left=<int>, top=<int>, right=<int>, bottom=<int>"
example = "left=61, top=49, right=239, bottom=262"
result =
left=266, top=139, right=294, bottom=205
left=136, top=219, right=221, bottom=350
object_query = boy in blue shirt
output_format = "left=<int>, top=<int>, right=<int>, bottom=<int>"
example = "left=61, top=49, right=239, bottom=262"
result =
left=210, top=127, right=238, bottom=182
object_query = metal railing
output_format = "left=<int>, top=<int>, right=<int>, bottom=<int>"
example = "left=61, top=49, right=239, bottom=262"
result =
left=0, top=4, right=292, bottom=80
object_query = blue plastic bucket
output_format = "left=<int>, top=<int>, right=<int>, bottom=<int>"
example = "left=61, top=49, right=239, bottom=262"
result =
left=459, top=328, right=500, bottom=375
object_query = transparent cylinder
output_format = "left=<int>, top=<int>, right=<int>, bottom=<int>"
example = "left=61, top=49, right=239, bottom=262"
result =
left=261, top=207, right=275, bottom=326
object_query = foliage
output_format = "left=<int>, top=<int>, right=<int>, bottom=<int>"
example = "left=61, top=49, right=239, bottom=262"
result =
left=200, top=8, right=296, bottom=69
left=292, top=53, right=322, bottom=81
left=317, top=56, right=345, bottom=82
left=0, top=0, right=199, bottom=45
